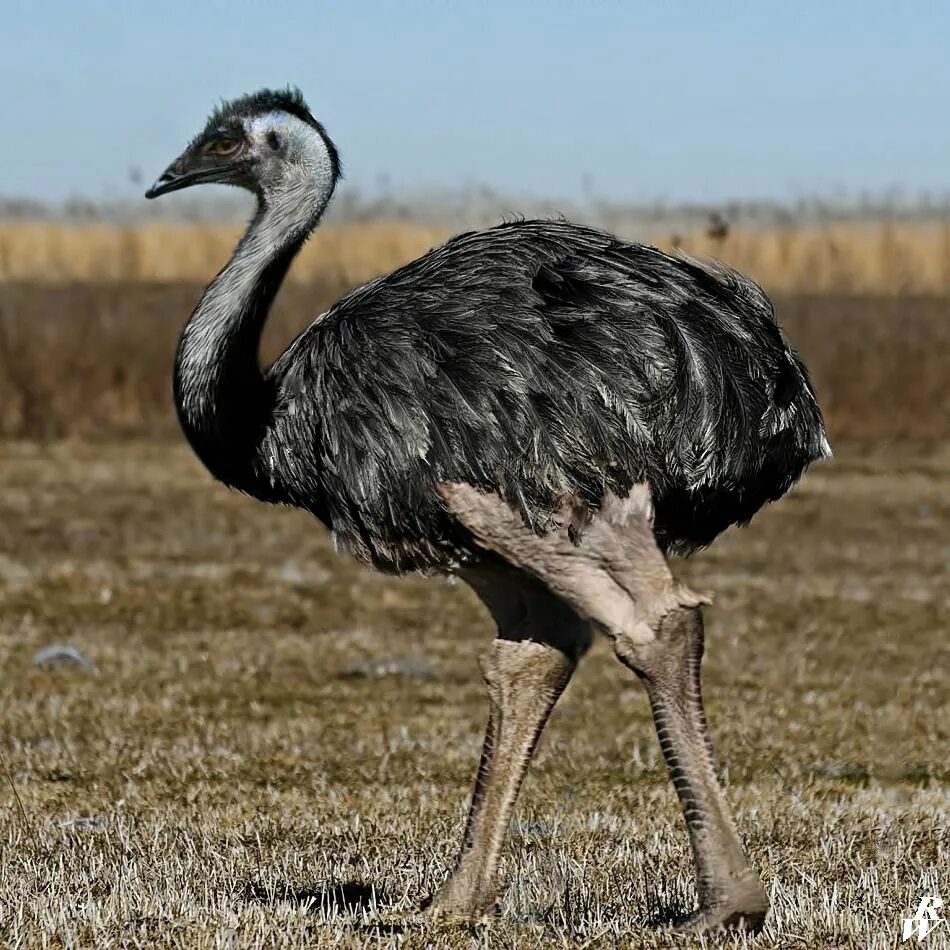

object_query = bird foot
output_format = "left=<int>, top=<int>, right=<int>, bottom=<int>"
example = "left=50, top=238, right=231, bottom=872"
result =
left=662, top=876, right=769, bottom=934
left=419, top=886, right=499, bottom=927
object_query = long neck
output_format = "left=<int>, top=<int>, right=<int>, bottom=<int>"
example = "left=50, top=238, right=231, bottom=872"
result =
left=174, top=176, right=327, bottom=492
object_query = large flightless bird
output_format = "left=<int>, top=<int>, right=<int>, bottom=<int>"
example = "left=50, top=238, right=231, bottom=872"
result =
left=146, top=88, right=830, bottom=932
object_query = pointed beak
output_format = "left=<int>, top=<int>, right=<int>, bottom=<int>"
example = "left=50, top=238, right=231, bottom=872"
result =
left=145, top=154, right=190, bottom=199
left=145, top=150, right=222, bottom=199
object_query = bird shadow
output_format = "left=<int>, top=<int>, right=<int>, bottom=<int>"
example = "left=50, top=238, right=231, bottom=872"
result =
left=641, top=896, right=696, bottom=932
left=241, top=880, right=451, bottom=936
left=242, top=879, right=388, bottom=917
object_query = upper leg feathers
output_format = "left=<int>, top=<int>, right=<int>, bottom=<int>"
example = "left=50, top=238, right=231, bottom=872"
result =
left=440, top=483, right=709, bottom=646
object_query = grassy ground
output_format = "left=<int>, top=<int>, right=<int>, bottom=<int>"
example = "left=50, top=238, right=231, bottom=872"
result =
left=0, top=442, right=947, bottom=948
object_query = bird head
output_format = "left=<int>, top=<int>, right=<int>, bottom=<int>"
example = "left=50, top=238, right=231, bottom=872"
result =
left=145, top=87, right=341, bottom=201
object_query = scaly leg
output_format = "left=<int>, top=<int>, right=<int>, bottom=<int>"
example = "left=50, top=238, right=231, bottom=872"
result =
left=440, top=483, right=768, bottom=932
left=614, top=605, right=768, bottom=930
left=425, top=564, right=590, bottom=921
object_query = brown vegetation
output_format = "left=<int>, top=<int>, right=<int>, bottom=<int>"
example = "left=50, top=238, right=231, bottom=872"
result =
left=0, top=217, right=947, bottom=441
left=0, top=280, right=946, bottom=442
left=0, top=222, right=451, bottom=289
left=0, top=442, right=945, bottom=947
left=3, top=220, right=950, bottom=294
left=1, top=217, right=945, bottom=944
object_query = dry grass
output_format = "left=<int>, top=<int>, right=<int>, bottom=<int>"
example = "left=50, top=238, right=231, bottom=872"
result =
left=1, top=282, right=947, bottom=442
left=2, top=217, right=949, bottom=443
left=672, top=222, right=950, bottom=296
left=0, top=442, right=947, bottom=948
left=3, top=220, right=950, bottom=295
left=0, top=222, right=451, bottom=291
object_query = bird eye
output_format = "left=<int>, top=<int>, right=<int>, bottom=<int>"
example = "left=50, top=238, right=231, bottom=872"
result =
left=208, top=138, right=241, bottom=157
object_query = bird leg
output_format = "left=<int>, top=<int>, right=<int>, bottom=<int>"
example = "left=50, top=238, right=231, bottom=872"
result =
left=439, top=483, right=768, bottom=933
left=614, top=602, right=768, bottom=931
left=424, top=563, right=590, bottom=922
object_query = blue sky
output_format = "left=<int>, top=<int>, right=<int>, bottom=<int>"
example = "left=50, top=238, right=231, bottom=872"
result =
left=3, top=0, right=949, bottom=204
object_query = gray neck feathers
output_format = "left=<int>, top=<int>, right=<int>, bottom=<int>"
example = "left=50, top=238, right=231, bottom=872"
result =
left=174, top=130, right=334, bottom=488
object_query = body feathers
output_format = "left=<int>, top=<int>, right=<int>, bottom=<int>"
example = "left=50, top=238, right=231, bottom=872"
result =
left=246, top=219, right=829, bottom=571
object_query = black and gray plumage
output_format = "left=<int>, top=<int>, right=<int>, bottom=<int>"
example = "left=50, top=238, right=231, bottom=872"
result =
left=146, top=87, right=829, bottom=574
left=146, top=87, right=831, bottom=933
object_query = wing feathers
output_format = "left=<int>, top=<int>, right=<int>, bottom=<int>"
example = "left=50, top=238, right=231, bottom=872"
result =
left=264, top=219, right=827, bottom=568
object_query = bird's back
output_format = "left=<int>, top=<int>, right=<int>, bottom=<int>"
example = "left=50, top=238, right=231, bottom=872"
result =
left=264, top=220, right=829, bottom=571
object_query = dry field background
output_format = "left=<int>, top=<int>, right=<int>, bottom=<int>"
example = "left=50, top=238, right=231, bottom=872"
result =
left=1, top=285, right=947, bottom=441
left=0, top=442, right=947, bottom=948
left=0, top=216, right=948, bottom=947
left=0, top=218, right=949, bottom=441
left=3, top=220, right=950, bottom=295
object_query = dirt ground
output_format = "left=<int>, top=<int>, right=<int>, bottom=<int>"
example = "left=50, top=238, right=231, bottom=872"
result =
left=0, top=441, right=946, bottom=948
